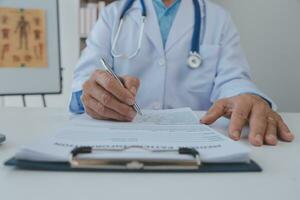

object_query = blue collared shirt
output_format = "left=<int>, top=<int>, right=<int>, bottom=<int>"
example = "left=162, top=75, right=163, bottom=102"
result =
left=69, top=90, right=84, bottom=114
left=69, top=0, right=182, bottom=114
left=152, top=0, right=181, bottom=47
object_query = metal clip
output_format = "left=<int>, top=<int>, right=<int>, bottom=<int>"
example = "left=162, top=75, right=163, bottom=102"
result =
left=69, top=146, right=201, bottom=170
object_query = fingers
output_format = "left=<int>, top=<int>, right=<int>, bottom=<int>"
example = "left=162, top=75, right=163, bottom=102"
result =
left=275, top=115, right=294, bottom=142
left=248, top=102, right=268, bottom=146
left=264, top=117, right=278, bottom=145
left=83, top=80, right=136, bottom=119
left=122, top=76, right=140, bottom=96
left=92, top=70, right=135, bottom=105
left=264, top=114, right=294, bottom=145
left=201, top=99, right=228, bottom=125
left=84, top=106, right=108, bottom=121
left=82, top=69, right=141, bottom=122
left=228, top=101, right=251, bottom=141
left=81, top=94, right=131, bottom=122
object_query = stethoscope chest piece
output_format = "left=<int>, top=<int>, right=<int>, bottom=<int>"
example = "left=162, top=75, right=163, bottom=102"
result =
left=187, top=52, right=202, bottom=69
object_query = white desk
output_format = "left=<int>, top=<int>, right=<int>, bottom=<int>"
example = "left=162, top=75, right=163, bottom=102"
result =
left=0, top=108, right=299, bottom=200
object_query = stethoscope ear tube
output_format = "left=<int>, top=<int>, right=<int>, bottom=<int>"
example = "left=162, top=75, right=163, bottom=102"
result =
left=120, top=0, right=136, bottom=19
left=111, top=18, right=125, bottom=58
left=111, top=16, right=145, bottom=59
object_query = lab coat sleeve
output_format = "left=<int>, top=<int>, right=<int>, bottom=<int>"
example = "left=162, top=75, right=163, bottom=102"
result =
left=70, top=6, right=114, bottom=113
left=210, top=12, right=277, bottom=110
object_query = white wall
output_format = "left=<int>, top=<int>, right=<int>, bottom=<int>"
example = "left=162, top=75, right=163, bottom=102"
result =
left=1, top=0, right=300, bottom=112
left=214, top=0, right=300, bottom=112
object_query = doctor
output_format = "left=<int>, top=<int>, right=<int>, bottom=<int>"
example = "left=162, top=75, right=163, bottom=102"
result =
left=70, top=0, right=294, bottom=146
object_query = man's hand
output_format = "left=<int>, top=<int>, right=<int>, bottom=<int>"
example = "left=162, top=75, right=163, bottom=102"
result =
left=81, top=70, right=140, bottom=121
left=201, top=94, right=294, bottom=146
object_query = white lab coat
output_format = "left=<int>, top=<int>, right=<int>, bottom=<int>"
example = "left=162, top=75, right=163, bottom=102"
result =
left=72, top=0, right=274, bottom=111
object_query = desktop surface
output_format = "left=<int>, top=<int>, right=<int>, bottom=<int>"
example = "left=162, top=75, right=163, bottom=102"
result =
left=0, top=107, right=299, bottom=200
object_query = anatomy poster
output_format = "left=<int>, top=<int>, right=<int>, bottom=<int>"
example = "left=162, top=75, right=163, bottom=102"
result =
left=0, top=7, right=48, bottom=68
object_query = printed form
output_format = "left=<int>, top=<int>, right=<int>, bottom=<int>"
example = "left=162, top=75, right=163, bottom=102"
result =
left=16, top=108, right=250, bottom=163
left=70, top=107, right=200, bottom=125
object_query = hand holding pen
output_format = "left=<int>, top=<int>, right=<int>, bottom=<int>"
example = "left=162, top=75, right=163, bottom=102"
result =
left=81, top=58, right=142, bottom=122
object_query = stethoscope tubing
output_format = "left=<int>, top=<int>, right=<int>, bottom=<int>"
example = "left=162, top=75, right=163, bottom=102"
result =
left=111, top=0, right=206, bottom=66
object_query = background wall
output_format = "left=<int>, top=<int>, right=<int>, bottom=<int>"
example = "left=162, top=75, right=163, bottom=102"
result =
left=214, top=0, right=300, bottom=112
left=1, top=0, right=299, bottom=112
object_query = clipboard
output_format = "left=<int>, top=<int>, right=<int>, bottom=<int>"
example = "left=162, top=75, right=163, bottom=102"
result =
left=4, top=147, right=262, bottom=173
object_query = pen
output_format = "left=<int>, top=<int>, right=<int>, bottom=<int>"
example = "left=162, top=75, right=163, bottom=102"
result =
left=100, top=58, right=143, bottom=116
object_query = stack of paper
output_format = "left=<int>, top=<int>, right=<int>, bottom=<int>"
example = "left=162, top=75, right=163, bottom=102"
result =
left=15, top=108, right=251, bottom=163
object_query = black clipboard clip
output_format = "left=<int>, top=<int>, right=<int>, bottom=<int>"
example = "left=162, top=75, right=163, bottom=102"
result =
left=69, top=146, right=201, bottom=171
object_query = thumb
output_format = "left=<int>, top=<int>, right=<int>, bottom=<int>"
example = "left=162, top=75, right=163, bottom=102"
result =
left=122, top=76, right=140, bottom=96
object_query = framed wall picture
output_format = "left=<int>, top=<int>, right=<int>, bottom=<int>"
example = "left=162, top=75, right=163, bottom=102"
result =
left=0, top=0, right=61, bottom=95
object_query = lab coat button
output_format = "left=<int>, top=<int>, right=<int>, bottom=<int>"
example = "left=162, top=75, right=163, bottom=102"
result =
left=158, top=59, right=165, bottom=67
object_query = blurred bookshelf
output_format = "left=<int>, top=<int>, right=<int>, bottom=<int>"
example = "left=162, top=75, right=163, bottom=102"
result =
left=79, top=0, right=114, bottom=52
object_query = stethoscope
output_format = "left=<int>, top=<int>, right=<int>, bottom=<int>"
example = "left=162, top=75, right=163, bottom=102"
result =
left=111, top=0, right=206, bottom=69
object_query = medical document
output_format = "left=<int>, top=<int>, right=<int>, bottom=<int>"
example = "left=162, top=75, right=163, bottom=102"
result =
left=70, top=107, right=200, bottom=125
left=15, top=108, right=250, bottom=163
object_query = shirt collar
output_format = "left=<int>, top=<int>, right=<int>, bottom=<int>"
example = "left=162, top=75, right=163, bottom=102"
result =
left=153, top=0, right=181, bottom=9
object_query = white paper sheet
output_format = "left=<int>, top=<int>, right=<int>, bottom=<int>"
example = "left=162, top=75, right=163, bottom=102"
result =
left=70, top=108, right=199, bottom=125
left=16, top=108, right=250, bottom=163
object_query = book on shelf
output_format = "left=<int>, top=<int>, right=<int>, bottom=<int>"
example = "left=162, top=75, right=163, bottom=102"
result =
left=79, top=1, right=106, bottom=39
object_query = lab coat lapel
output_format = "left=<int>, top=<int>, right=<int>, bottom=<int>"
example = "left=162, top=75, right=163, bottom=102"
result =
left=165, top=0, right=194, bottom=53
left=128, top=0, right=164, bottom=55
